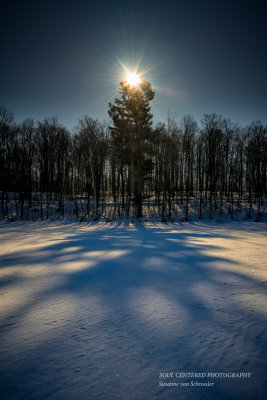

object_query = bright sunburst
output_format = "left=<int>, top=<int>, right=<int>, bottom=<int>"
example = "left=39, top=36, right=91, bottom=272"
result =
left=126, top=71, right=141, bottom=86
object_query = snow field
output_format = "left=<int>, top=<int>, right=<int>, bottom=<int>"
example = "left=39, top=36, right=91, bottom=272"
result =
left=0, top=221, right=267, bottom=399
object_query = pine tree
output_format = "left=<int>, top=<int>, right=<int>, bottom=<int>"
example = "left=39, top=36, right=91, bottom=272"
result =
left=108, top=79, right=155, bottom=217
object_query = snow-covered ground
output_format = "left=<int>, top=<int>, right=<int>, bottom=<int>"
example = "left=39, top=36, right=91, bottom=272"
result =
left=0, top=221, right=267, bottom=400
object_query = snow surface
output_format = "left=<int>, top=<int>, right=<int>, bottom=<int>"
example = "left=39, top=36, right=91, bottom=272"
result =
left=0, top=220, right=267, bottom=400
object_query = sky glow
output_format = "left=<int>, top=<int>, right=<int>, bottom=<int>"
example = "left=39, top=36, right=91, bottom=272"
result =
left=1, top=0, right=267, bottom=127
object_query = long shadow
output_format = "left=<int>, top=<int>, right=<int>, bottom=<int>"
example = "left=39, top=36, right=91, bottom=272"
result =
left=0, top=221, right=267, bottom=400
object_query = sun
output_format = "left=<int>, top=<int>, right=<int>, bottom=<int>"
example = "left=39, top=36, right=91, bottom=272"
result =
left=126, top=71, right=140, bottom=86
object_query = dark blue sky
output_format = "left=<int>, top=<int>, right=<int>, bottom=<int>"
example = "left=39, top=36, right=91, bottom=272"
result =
left=1, top=0, right=267, bottom=129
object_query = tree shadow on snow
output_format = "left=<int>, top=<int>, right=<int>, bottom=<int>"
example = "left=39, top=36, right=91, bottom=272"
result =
left=0, top=221, right=267, bottom=400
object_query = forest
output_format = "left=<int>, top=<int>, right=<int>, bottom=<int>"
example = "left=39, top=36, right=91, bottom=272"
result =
left=0, top=80, right=266, bottom=222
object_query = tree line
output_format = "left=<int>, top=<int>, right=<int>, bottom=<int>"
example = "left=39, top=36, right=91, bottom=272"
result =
left=0, top=82, right=266, bottom=222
